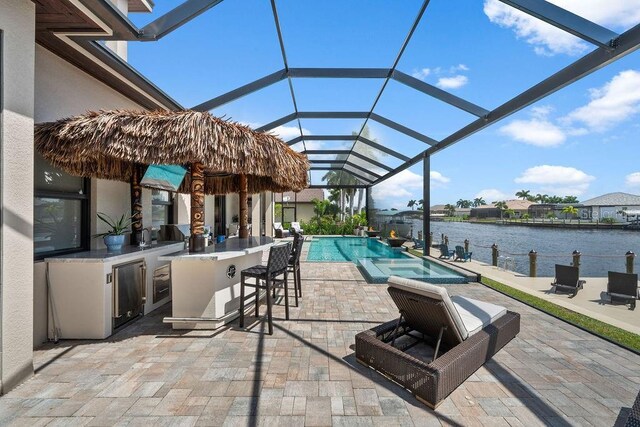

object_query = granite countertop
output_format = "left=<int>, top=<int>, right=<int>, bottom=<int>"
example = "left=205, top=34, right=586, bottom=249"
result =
left=45, top=241, right=185, bottom=263
left=158, top=236, right=275, bottom=261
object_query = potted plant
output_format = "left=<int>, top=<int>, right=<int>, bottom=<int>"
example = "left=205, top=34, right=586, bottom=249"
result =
left=94, top=212, right=136, bottom=252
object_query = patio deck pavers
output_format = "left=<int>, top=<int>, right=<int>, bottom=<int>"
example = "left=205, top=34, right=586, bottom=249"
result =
left=1, top=261, right=639, bottom=426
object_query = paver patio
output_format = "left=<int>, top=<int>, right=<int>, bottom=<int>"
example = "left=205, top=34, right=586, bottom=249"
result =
left=1, top=261, right=639, bottom=426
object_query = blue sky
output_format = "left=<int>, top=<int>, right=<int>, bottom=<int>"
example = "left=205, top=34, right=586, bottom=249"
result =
left=128, top=0, right=640, bottom=209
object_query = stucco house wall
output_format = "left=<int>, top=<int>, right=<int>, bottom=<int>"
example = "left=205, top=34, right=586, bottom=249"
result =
left=1, top=0, right=36, bottom=394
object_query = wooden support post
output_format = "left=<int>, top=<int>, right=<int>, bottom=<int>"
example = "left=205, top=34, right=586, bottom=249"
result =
left=491, top=244, right=499, bottom=267
left=626, top=251, right=636, bottom=274
left=572, top=250, right=581, bottom=274
left=239, top=174, right=249, bottom=238
left=130, top=165, right=143, bottom=245
left=189, top=162, right=206, bottom=253
left=529, top=250, right=537, bottom=278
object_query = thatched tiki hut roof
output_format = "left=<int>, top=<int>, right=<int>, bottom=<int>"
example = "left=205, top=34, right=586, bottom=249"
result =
left=35, top=110, right=309, bottom=250
left=34, top=110, right=309, bottom=193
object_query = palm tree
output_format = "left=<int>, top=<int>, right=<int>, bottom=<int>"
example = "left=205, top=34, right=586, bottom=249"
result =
left=515, top=190, right=530, bottom=200
left=473, top=197, right=485, bottom=207
left=322, top=171, right=344, bottom=220
left=444, top=204, right=456, bottom=217
left=561, top=205, right=578, bottom=220
left=534, top=193, right=546, bottom=203
left=504, top=208, right=515, bottom=219
left=563, top=195, right=579, bottom=204
left=549, top=195, right=563, bottom=204
left=494, top=201, right=508, bottom=219
left=417, top=199, right=424, bottom=210
left=407, top=200, right=417, bottom=210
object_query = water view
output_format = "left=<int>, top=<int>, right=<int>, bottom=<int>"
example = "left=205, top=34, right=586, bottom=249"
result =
left=412, top=220, right=639, bottom=277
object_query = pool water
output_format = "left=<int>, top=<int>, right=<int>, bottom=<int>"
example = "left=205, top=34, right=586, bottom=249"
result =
left=306, top=236, right=407, bottom=262
left=307, top=237, right=468, bottom=284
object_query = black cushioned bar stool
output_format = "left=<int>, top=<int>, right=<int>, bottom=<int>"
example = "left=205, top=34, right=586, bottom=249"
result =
left=239, top=243, right=291, bottom=335
left=289, top=233, right=304, bottom=300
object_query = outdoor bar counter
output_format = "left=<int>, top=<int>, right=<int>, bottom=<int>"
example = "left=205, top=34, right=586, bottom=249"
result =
left=45, top=241, right=185, bottom=339
left=159, top=236, right=274, bottom=329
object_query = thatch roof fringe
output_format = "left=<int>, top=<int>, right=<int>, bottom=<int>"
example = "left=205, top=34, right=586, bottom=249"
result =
left=35, top=110, right=309, bottom=194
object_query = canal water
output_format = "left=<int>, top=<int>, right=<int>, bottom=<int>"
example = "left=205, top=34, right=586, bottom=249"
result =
left=411, top=220, right=639, bottom=277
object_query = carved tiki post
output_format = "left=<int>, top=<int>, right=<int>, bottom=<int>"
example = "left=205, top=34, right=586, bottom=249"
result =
left=189, top=162, right=206, bottom=253
left=130, top=165, right=143, bottom=245
left=239, top=174, right=249, bottom=238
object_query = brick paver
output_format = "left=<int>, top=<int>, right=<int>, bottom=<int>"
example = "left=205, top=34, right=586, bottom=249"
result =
left=2, top=260, right=639, bottom=426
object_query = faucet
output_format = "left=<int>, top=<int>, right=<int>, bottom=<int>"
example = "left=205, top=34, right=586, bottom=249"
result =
left=140, top=227, right=152, bottom=247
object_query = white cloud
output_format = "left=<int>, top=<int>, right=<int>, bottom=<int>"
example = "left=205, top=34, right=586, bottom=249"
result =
left=499, top=105, right=566, bottom=147
left=499, top=71, right=640, bottom=146
left=484, top=0, right=640, bottom=56
left=371, top=170, right=450, bottom=209
left=430, top=171, right=450, bottom=186
left=475, top=189, right=509, bottom=203
left=626, top=172, right=640, bottom=188
left=271, top=125, right=307, bottom=140
left=411, top=68, right=431, bottom=81
left=450, top=64, right=469, bottom=72
left=562, top=70, right=640, bottom=132
left=499, top=118, right=566, bottom=147
left=515, top=165, right=595, bottom=196
left=436, top=75, right=468, bottom=90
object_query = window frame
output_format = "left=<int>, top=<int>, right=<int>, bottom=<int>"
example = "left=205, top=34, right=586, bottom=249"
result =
left=34, top=179, right=90, bottom=261
left=151, top=190, right=174, bottom=240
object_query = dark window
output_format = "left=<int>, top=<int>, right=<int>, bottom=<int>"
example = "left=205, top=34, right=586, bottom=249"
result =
left=34, top=153, right=89, bottom=259
left=151, top=189, right=174, bottom=240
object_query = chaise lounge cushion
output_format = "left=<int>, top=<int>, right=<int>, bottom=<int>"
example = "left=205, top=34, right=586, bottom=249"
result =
left=450, top=296, right=507, bottom=336
left=387, top=276, right=508, bottom=341
left=388, top=276, right=469, bottom=342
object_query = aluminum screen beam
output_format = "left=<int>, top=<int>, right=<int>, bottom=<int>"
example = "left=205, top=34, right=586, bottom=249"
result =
left=498, top=0, right=619, bottom=49
left=255, top=113, right=297, bottom=133
left=359, top=136, right=410, bottom=161
left=258, top=111, right=437, bottom=149
left=343, top=163, right=380, bottom=180
left=349, top=151, right=393, bottom=172
left=308, top=160, right=382, bottom=179
left=298, top=112, right=368, bottom=119
left=140, top=0, right=223, bottom=40
left=370, top=113, right=437, bottom=145
left=309, top=167, right=374, bottom=184
left=391, top=71, right=490, bottom=117
left=288, top=68, right=391, bottom=78
left=373, top=23, right=640, bottom=186
left=304, top=150, right=352, bottom=155
left=192, top=69, right=288, bottom=111
left=303, top=150, right=392, bottom=172
left=309, top=185, right=368, bottom=189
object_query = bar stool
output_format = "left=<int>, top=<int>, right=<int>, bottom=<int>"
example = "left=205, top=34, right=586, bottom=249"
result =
left=289, top=233, right=304, bottom=299
left=239, top=243, right=291, bottom=335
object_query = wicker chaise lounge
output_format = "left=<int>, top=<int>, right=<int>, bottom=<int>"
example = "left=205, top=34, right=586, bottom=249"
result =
left=355, top=276, right=520, bottom=409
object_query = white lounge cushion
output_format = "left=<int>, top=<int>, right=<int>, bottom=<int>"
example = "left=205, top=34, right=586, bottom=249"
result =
left=451, top=296, right=507, bottom=336
left=273, top=222, right=283, bottom=230
left=387, top=276, right=469, bottom=341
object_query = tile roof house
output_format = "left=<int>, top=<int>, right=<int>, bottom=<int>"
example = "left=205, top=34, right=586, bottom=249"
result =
left=580, top=192, right=640, bottom=222
left=470, top=200, right=534, bottom=219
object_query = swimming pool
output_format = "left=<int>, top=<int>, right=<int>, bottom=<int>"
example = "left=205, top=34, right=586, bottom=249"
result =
left=307, top=236, right=407, bottom=262
left=307, top=237, right=469, bottom=284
